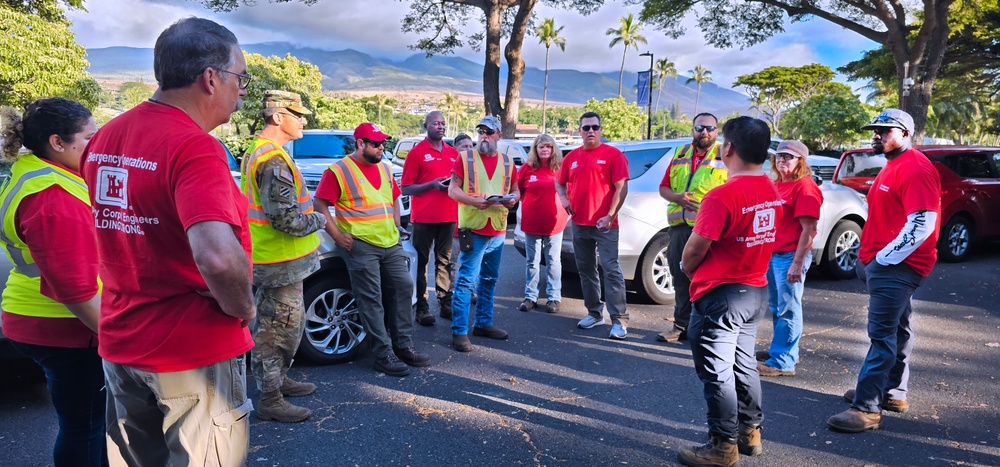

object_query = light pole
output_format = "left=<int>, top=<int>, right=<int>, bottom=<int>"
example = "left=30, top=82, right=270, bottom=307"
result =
left=640, top=51, right=653, bottom=140
left=901, top=61, right=915, bottom=110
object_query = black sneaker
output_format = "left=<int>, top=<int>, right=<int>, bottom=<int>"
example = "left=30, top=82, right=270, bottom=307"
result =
left=546, top=300, right=560, bottom=314
left=518, top=299, right=536, bottom=312
left=393, top=347, right=431, bottom=367
left=373, top=354, right=410, bottom=377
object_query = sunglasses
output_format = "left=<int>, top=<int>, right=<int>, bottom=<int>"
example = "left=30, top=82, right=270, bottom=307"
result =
left=476, top=128, right=498, bottom=136
left=774, top=153, right=802, bottom=161
left=694, top=125, right=717, bottom=133
left=872, top=127, right=896, bottom=136
left=581, top=125, right=601, bottom=132
left=214, top=68, right=253, bottom=89
left=363, top=139, right=385, bottom=147
left=278, top=111, right=305, bottom=122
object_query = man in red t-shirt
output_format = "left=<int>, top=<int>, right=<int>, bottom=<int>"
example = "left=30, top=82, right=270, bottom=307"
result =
left=556, top=112, right=630, bottom=339
left=401, top=111, right=460, bottom=326
left=678, top=117, right=781, bottom=466
left=828, top=109, right=941, bottom=434
left=81, top=18, right=255, bottom=465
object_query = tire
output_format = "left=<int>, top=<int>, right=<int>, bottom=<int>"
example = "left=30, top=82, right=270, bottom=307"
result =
left=937, top=215, right=973, bottom=263
left=820, top=220, right=862, bottom=280
left=296, top=274, right=369, bottom=364
left=634, top=233, right=675, bottom=304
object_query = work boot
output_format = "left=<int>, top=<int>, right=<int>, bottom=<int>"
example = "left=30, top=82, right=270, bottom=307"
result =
left=256, top=390, right=311, bottom=423
left=546, top=300, right=560, bottom=314
left=373, top=354, right=410, bottom=377
left=737, top=424, right=762, bottom=456
left=677, top=435, right=739, bottom=467
left=657, top=327, right=687, bottom=343
left=472, top=325, right=508, bottom=340
left=452, top=334, right=473, bottom=352
left=280, top=376, right=317, bottom=397
left=757, top=361, right=795, bottom=377
left=415, top=309, right=436, bottom=326
left=519, top=299, right=536, bottom=312
left=394, top=347, right=431, bottom=367
left=440, top=302, right=453, bottom=320
left=826, top=408, right=881, bottom=433
left=842, top=389, right=908, bottom=413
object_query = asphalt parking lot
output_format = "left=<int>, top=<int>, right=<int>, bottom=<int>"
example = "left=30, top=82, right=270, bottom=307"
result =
left=1, top=234, right=998, bottom=467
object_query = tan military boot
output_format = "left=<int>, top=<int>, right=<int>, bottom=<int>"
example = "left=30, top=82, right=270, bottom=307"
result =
left=280, top=376, right=316, bottom=397
left=738, top=424, right=762, bottom=456
left=256, top=390, right=311, bottom=423
left=677, top=435, right=739, bottom=467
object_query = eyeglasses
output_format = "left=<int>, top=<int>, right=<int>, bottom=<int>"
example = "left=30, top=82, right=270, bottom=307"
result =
left=476, top=128, right=497, bottom=136
left=363, top=138, right=385, bottom=148
left=214, top=68, right=253, bottom=89
left=694, top=125, right=717, bottom=133
left=774, top=153, right=802, bottom=161
left=581, top=125, right=601, bottom=132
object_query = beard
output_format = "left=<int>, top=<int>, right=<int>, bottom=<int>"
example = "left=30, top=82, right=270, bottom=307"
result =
left=694, top=134, right=715, bottom=151
left=872, top=139, right=885, bottom=154
left=478, top=139, right=497, bottom=154
left=363, top=151, right=382, bottom=164
left=234, top=98, right=243, bottom=113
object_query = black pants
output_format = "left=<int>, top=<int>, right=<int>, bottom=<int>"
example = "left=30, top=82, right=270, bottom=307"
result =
left=668, top=224, right=693, bottom=329
left=411, top=221, right=455, bottom=310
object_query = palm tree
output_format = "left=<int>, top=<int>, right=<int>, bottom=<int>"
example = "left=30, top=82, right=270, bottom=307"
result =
left=685, top=65, right=713, bottom=116
left=654, top=58, right=677, bottom=138
left=371, top=94, right=393, bottom=126
left=606, top=13, right=647, bottom=97
left=536, top=18, right=566, bottom=134
left=440, top=92, right=463, bottom=136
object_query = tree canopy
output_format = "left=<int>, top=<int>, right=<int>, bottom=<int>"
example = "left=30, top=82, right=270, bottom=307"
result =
left=733, top=64, right=835, bottom=137
left=583, top=97, right=645, bottom=141
left=782, top=83, right=871, bottom=150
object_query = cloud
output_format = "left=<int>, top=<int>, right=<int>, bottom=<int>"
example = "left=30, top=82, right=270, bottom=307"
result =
left=68, top=0, right=877, bottom=88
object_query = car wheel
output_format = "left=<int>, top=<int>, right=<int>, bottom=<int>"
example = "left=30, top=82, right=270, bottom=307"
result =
left=937, top=215, right=973, bottom=263
left=634, top=233, right=675, bottom=304
left=296, top=275, right=369, bottom=364
left=820, top=220, right=862, bottom=280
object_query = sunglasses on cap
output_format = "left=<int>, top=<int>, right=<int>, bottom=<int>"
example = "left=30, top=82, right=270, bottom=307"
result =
left=581, top=125, right=601, bottom=132
left=869, top=115, right=907, bottom=128
left=694, top=125, right=717, bottom=133
left=476, top=128, right=498, bottom=136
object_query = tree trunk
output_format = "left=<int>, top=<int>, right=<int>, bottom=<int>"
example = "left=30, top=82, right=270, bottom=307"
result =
left=542, top=45, right=549, bottom=134
left=482, top=2, right=504, bottom=120
left=618, top=48, right=626, bottom=97
left=500, top=0, right=536, bottom=139
left=694, top=84, right=701, bottom=116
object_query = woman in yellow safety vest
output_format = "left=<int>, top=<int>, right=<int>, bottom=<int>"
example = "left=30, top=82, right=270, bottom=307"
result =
left=0, top=98, right=105, bottom=466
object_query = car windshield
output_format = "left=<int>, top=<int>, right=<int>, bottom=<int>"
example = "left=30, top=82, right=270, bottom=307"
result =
left=293, top=134, right=355, bottom=159
left=622, top=147, right=673, bottom=179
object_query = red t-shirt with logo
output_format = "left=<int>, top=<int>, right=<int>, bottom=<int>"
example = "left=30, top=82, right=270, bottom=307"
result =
left=452, top=151, right=515, bottom=237
left=773, top=177, right=823, bottom=253
left=401, top=139, right=458, bottom=223
left=517, top=163, right=568, bottom=236
left=557, top=144, right=629, bottom=227
left=315, top=158, right=402, bottom=206
left=81, top=101, right=253, bottom=372
left=690, top=174, right=782, bottom=302
left=859, top=148, right=941, bottom=276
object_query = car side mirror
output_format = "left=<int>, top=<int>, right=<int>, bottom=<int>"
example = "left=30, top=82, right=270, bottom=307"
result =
left=813, top=174, right=823, bottom=186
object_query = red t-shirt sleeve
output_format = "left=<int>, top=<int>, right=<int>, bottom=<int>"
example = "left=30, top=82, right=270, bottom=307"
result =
left=611, top=148, right=629, bottom=183
left=693, top=189, right=727, bottom=242
left=400, top=150, right=420, bottom=186
left=659, top=166, right=671, bottom=188
left=18, top=188, right=100, bottom=304
left=516, top=165, right=528, bottom=191
left=314, top=168, right=341, bottom=203
left=556, top=155, right=570, bottom=185
left=173, top=135, right=244, bottom=230
left=794, top=180, right=823, bottom=220
left=899, top=164, right=941, bottom=213
left=451, top=155, right=466, bottom=182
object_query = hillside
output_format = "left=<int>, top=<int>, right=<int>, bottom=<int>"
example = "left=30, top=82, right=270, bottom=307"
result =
left=86, top=42, right=751, bottom=117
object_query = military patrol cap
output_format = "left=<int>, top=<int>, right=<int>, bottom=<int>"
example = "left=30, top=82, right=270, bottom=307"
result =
left=861, top=108, right=913, bottom=133
left=476, top=116, right=502, bottom=133
left=262, top=90, right=311, bottom=115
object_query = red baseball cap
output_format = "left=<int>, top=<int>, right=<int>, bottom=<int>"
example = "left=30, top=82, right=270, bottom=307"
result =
left=354, top=122, right=392, bottom=142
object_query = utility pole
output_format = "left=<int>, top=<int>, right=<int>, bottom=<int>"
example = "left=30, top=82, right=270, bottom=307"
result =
left=640, top=51, right=653, bottom=140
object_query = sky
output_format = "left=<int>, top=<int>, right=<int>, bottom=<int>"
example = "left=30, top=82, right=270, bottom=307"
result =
left=67, top=0, right=879, bottom=92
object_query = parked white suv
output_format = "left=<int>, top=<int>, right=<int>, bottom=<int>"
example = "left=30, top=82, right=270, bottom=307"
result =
left=514, top=139, right=868, bottom=305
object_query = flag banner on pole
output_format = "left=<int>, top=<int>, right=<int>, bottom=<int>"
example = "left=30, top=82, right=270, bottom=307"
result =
left=637, top=71, right=651, bottom=106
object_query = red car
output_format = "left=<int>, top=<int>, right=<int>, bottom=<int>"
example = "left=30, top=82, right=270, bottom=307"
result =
left=834, top=146, right=1000, bottom=262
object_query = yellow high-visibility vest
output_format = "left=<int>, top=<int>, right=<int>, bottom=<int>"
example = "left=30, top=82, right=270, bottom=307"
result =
left=241, top=137, right=320, bottom=264
left=0, top=154, right=100, bottom=318
left=329, top=157, right=398, bottom=248
left=665, top=142, right=728, bottom=226
left=458, top=150, right=513, bottom=231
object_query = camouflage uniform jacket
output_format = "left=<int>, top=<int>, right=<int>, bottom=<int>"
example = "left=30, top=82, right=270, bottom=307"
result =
left=253, top=155, right=325, bottom=288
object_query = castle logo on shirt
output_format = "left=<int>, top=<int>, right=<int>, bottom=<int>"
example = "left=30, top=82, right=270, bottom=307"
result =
left=424, top=154, right=434, bottom=162
left=571, top=161, right=578, bottom=169
left=753, top=208, right=776, bottom=234
left=529, top=175, right=538, bottom=182
left=95, top=167, right=128, bottom=208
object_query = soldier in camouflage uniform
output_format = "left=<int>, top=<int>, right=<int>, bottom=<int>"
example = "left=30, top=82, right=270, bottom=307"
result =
left=241, top=90, right=326, bottom=423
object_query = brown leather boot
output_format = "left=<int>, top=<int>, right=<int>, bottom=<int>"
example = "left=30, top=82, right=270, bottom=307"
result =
left=280, top=376, right=316, bottom=397
left=827, top=408, right=881, bottom=433
left=842, top=388, right=908, bottom=413
left=677, top=435, right=739, bottom=467
left=256, top=390, right=311, bottom=423
left=737, top=424, right=762, bottom=456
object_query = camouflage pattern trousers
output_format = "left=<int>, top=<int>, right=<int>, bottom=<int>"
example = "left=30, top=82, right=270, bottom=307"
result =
left=251, top=282, right=305, bottom=394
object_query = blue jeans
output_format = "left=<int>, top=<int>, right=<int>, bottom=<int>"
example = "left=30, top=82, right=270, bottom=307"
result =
left=524, top=232, right=563, bottom=302
left=571, top=223, right=628, bottom=325
left=765, top=251, right=811, bottom=371
left=689, top=284, right=767, bottom=439
left=10, top=341, right=106, bottom=466
left=452, top=233, right=505, bottom=335
left=851, top=260, right=924, bottom=413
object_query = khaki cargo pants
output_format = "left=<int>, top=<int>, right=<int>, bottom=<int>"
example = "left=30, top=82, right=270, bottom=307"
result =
left=104, top=356, right=252, bottom=467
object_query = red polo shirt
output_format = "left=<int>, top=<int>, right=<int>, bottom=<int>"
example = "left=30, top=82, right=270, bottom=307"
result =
left=401, top=139, right=458, bottom=223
